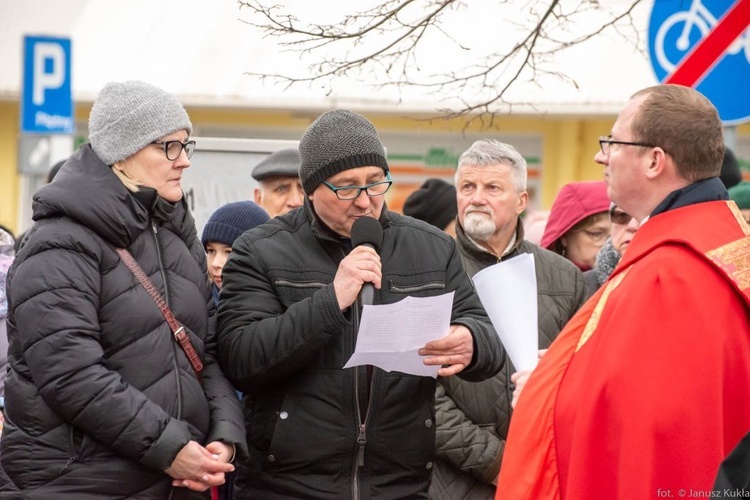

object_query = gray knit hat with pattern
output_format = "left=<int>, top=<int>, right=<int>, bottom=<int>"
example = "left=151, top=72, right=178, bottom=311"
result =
left=89, top=80, right=192, bottom=165
left=298, top=109, right=389, bottom=195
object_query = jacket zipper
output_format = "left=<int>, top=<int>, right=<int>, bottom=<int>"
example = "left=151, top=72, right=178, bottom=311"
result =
left=152, top=221, right=181, bottom=500
left=152, top=221, right=183, bottom=421
left=350, top=281, right=376, bottom=499
left=60, top=428, right=79, bottom=475
left=389, top=281, right=445, bottom=293
left=273, top=278, right=327, bottom=288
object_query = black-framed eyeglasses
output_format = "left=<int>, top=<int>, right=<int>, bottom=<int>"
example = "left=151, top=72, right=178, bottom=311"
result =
left=322, top=171, right=392, bottom=200
left=598, top=135, right=655, bottom=156
left=609, top=205, right=634, bottom=226
left=151, top=140, right=196, bottom=161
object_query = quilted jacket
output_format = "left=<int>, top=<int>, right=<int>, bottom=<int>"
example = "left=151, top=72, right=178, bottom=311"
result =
left=0, top=145, right=245, bottom=498
left=429, top=220, right=585, bottom=499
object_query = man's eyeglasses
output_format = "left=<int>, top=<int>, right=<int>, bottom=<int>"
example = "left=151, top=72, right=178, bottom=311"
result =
left=598, top=135, right=655, bottom=156
left=609, top=205, right=634, bottom=226
left=323, top=172, right=392, bottom=200
left=152, top=140, right=196, bottom=161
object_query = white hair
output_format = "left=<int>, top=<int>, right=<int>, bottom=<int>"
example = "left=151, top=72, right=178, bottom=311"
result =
left=455, top=139, right=527, bottom=193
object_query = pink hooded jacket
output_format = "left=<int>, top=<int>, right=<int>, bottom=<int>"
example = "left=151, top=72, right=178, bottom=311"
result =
left=541, top=180, right=610, bottom=251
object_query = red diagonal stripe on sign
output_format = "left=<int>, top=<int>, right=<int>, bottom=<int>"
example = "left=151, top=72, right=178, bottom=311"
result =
left=665, top=0, right=750, bottom=87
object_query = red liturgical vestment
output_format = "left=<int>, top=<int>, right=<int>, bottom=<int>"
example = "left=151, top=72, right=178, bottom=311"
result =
left=497, top=201, right=750, bottom=500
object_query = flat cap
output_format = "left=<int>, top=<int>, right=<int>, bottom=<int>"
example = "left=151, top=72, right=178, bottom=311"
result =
left=252, top=148, right=301, bottom=181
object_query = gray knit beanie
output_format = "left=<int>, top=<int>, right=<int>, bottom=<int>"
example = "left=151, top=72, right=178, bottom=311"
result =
left=88, top=80, right=192, bottom=165
left=298, top=109, right=389, bottom=195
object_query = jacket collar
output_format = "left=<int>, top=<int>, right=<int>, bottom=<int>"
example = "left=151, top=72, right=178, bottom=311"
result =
left=303, top=196, right=391, bottom=248
left=456, top=218, right=525, bottom=263
left=32, top=143, right=196, bottom=249
left=651, top=177, right=728, bottom=218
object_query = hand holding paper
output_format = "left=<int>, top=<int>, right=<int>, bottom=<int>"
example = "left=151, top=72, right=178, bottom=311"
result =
left=418, top=324, right=474, bottom=376
left=344, top=292, right=456, bottom=377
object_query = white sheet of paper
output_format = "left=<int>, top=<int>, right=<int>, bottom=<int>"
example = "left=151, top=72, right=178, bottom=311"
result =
left=343, top=291, right=455, bottom=378
left=472, top=253, right=538, bottom=371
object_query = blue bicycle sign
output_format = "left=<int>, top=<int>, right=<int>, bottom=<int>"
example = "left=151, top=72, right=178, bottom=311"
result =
left=648, top=0, right=750, bottom=125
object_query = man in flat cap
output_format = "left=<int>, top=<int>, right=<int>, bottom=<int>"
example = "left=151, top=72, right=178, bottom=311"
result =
left=252, top=148, right=304, bottom=218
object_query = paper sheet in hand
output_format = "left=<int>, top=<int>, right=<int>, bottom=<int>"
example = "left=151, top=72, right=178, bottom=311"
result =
left=343, top=291, right=455, bottom=378
left=472, top=253, right=538, bottom=371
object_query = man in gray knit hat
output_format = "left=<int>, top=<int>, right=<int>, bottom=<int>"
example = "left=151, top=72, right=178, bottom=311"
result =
left=251, top=148, right=304, bottom=218
left=217, top=109, right=504, bottom=499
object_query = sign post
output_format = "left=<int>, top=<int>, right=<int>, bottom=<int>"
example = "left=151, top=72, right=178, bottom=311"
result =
left=648, top=0, right=750, bottom=125
left=21, top=35, right=74, bottom=134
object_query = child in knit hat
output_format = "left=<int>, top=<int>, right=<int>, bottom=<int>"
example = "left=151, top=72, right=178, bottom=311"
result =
left=201, top=200, right=269, bottom=500
left=202, top=201, right=270, bottom=304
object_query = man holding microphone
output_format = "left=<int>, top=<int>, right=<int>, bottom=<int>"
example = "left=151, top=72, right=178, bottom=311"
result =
left=218, top=109, right=503, bottom=499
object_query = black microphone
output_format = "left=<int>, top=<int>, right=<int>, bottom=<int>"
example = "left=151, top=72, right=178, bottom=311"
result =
left=350, top=217, right=384, bottom=306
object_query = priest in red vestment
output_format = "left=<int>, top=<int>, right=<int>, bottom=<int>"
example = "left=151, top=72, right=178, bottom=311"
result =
left=496, top=84, right=750, bottom=500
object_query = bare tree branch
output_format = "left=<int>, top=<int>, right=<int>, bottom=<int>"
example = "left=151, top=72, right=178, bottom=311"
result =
left=238, top=0, right=645, bottom=125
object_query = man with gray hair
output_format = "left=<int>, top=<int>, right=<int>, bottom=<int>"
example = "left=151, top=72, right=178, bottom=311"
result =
left=218, top=110, right=504, bottom=499
left=429, top=139, right=585, bottom=500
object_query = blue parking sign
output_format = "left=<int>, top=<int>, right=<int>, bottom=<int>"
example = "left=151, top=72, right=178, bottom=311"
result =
left=22, top=36, right=74, bottom=134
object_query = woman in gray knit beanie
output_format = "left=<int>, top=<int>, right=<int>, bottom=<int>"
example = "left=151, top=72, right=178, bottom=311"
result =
left=89, top=80, right=195, bottom=201
left=1, top=81, right=245, bottom=498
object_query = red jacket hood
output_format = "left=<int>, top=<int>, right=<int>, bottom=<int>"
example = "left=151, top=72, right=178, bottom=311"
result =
left=541, top=180, right=610, bottom=249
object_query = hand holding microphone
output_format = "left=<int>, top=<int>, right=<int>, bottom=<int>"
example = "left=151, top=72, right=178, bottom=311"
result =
left=333, top=217, right=383, bottom=310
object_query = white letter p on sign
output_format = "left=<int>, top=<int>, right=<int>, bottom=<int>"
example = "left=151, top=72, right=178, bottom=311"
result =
left=33, top=42, right=65, bottom=106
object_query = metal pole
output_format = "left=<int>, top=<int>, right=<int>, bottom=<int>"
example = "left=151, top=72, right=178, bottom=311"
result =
left=723, top=126, right=738, bottom=153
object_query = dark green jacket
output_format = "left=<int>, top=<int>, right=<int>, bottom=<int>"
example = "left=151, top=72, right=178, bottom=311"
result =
left=429, top=220, right=584, bottom=500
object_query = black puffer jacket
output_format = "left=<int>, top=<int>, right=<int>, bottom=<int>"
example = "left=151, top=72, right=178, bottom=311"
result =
left=217, top=202, right=504, bottom=499
left=0, top=145, right=245, bottom=498
left=429, top=221, right=584, bottom=500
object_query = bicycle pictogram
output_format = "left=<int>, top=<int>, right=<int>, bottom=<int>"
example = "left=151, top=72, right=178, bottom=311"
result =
left=654, top=0, right=750, bottom=72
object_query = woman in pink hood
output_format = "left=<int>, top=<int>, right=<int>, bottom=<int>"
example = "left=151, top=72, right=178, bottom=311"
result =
left=541, top=180, right=611, bottom=271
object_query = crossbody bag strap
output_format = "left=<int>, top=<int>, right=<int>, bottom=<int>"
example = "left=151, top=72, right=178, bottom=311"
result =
left=116, top=248, right=203, bottom=377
